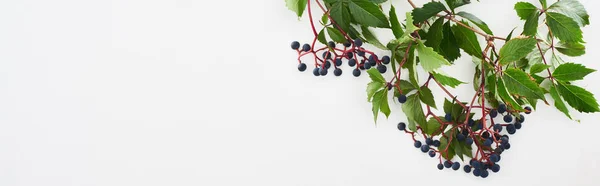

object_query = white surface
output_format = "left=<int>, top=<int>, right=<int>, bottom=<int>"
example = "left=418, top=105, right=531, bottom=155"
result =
left=0, top=0, right=599, bottom=185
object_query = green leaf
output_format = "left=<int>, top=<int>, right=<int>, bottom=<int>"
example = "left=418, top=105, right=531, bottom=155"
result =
left=439, top=22, right=461, bottom=62
left=411, top=1, right=447, bottom=23
left=443, top=99, right=453, bottom=114
left=433, top=72, right=466, bottom=88
left=546, top=12, right=584, bottom=43
left=451, top=22, right=482, bottom=58
left=329, top=2, right=351, bottom=32
left=497, top=76, right=524, bottom=111
left=419, top=86, right=437, bottom=108
left=371, top=89, right=391, bottom=122
left=321, top=13, right=329, bottom=25
left=548, top=0, right=589, bottom=27
left=553, top=63, right=596, bottom=81
left=514, top=2, right=537, bottom=20
left=402, top=94, right=428, bottom=130
left=404, top=12, right=419, bottom=34
left=549, top=85, right=572, bottom=119
left=369, top=0, right=387, bottom=3
left=506, top=27, right=516, bottom=41
left=367, top=68, right=386, bottom=83
left=558, top=82, right=600, bottom=113
left=503, top=69, right=546, bottom=100
left=424, top=118, right=441, bottom=135
left=523, top=10, right=540, bottom=36
left=498, top=38, right=537, bottom=65
left=367, top=81, right=385, bottom=101
left=398, top=80, right=417, bottom=94
left=439, top=133, right=455, bottom=160
left=361, top=26, right=387, bottom=50
left=445, top=0, right=471, bottom=11
left=539, top=0, right=547, bottom=9
left=556, top=42, right=586, bottom=57
left=486, top=74, right=497, bottom=100
left=416, top=40, right=451, bottom=72
left=456, top=11, right=493, bottom=35
left=326, top=27, right=346, bottom=43
left=317, top=29, right=327, bottom=45
left=389, top=5, right=404, bottom=39
left=529, top=63, right=550, bottom=74
left=404, top=45, right=419, bottom=86
left=348, top=0, right=390, bottom=28
left=424, top=17, right=445, bottom=51
left=285, top=0, right=308, bottom=17
left=551, top=52, right=565, bottom=66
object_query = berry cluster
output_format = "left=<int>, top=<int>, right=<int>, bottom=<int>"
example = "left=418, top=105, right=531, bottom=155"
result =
left=291, top=39, right=391, bottom=78
left=397, top=104, right=530, bottom=178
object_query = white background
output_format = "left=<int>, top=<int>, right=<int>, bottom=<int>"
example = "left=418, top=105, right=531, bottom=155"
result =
left=1, top=0, right=599, bottom=185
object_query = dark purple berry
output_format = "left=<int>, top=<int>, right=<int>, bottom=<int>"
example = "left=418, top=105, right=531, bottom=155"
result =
left=364, top=62, right=371, bottom=69
left=328, top=41, right=336, bottom=48
left=465, top=137, right=474, bottom=145
left=302, top=44, right=311, bottom=52
left=483, top=138, right=493, bottom=146
left=333, top=68, right=342, bottom=76
left=354, top=38, right=363, bottom=47
left=420, top=145, right=430, bottom=153
left=346, top=52, right=354, bottom=59
left=464, top=165, right=472, bottom=173
left=490, top=154, right=500, bottom=162
left=348, top=59, right=357, bottom=67
left=398, top=94, right=407, bottom=103
left=437, top=163, right=444, bottom=170
left=425, top=138, right=433, bottom=145
left=517, top=114, right=525, bottom=123
left=444, top=161, right=452, bottom=168
left=377, top=65, right=387, bottom=73
left=298, top=63, right=307, bottom=72
left=397, top=122, right=406, bottom=131
left=498, top=104, right=507, bottom=114
left=493, top=124, right=503, bottom=132
left=515, top=122, right=522, bottom=129
left=414, top=140, right=422, bottom=148
left=291, top=41, right=300, bottom=50
left=432, top=140, right=440, bottom=147
left=322, top=51, right=332, bottom=59
left=313, top=68, right=320, bottom=76
left=491, top=164, right=500, bottom=173
left=319, top=68, right=328, bottom=76
left=503, top=115, right=513, bottom=123
left=524, top=106, right=532, bottom=114
left=452, top=162, right=460, bottom=170
left=352, top=69, right=361, bottom=77
left=335, top=58, right=342, bottom=66
left=382, top=56, right=390, bottom=64
left=489, top=109, right=498, bottom=118
left=481, top=169, right=489, bottom=178
left=473, top=168, right=481, bottom=177
left=445, top=113, right=452, bottom=121
left=428, top=150, right=436, bottom=157
left=343, top=41, right=352, bottom=47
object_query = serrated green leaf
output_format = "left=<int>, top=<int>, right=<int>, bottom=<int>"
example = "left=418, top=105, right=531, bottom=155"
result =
left=548, top=0, right=589, bottom=27
left=551, top=52, right=565, bottom=66
left=523, top=10, right=540, bottom=36
left=424, top=118, right=441, bottom=135
left=285, top=0, right=308, bottom=17
left=367, top=81, right=385, bottom=101
left=404, top=46, right=419, bottom=86
left=329, top=2, right=351, bottom=32
left=499, top=38, right=537, bottom=65
left=440, top=22, right=461, bottom=62
left=514, top=2, right=537, bottom=20
left=546, top=12, right=584, bottom=43
left=503, top=69, right=546, bottom=100
left=539, top=0, right=547, bottom=9
left=439, top=132, right=455, bottom=160
left=326, top=27, right=346, bottom=43
left=416, top=40, right=451, bottom=72
left=371, top=89, right=391, bottom=122
left=497, top=76, right=524, bottom=111
left=348, top=0, right=390, bottom=28
left=411, top=1, right=447, bottom=23
left=506, top=27, right=516, bottom=41
left=557, top=82, right=600, bottom=113
left=405, top=12, right=419, bottom=34
left=443, top=99, right=453, bottom=114
left=456, top=11, right=493, bottom=35
left=361, top=26, right=387, bottom=50
left=402, top=94, right=427, bottom=130
left=549, top=85, right=572, bottom=119
left=367, top=68, right=386, bottom=83
left=445, top=0, right=471, bottom=11
left=321, top=13, right=329, bottom=25
left=398, top=80, right=417, bottom=94
left=486, top=74, right=497, bottom=100
left=419, top=86, right=437, bottom=108
left=317, top=29, right=327, bottom=45
left=407, top=119, right=417, bottom=132
left=451, top=22, right=482, bottom=58
left=529, top=63, right=550, bottom=74
left=369, top=0, right=387, bottom=3
left=389, top=5, right=403, bottom=39
left=556, top=42, right=586, bottom=57
left=425, top=17, right=445, bottom=51
left=433, top=72, right=466, bottom=88
left=553, top=63, right=596, bottom=81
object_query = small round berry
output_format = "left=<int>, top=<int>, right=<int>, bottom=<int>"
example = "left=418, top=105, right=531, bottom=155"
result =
left=500, top=136, right=509, bottom=143
left=382, top=56, right=391, bottom=64
left=319, top=68, right=328, bottom=76
left=464, top=165, right=472, bottom=173
left=503, top=143, right=511, bottom=149
left=468, top=119, right=475, bottom=126
left=322, top=51, right=332, bottom=59
left=357, top=50, right=366, bottom=57
left=493, top=124, right=503, bottom=132
left=457, top=133, right=465, bottom=141
left=398, top=94, right=407, bottom=104
left=477, top=121, right=483, bottom=130
left=517, top=114, right=525, bottom=123
left=483, top=138, right=493, bottom=146
left=490, top=154, right=500, bottom=163
left=364, top=62, right=371, bottom=69
left=472, top=161, right=481, bottom=169
left=432, top=140, right=441, bottom=147
left=359, top=61, right=365, bottom=70
left=348, top=59, right=357, bottom=67
left=494, top=147, right=505, bottom=154
left=291, top=41, right=300, bottom=50
left=397, top=122, right=406, bottom=131
left=298, top=63, right=307, bottom=72
left=491, top=164, right=500, bottom=173
left=444, top=113, right=452, bottom=121
left=325, top=61, right=332, bottom=69
left=313, top=68, right=320, bottom=76
left=377, top=65, right=387, bottom=73
left=452, top=162, right=460, bottom=170
left=515, top=122, right=522, bottom=129
left=489, top=109, right=498, bottom=118
left=352, top=69, right=361, bottom=77
left=482, top=131, right=490, bottom=139
left=354, top=38, right=363, bottom=47
left=346, top=52, right=354, bottom=59
left=480, top=169, right=489, bottom=178
left=368, top=54, right=378, bottom=63
left=425, top=138, right=433, bottom=146
left=506, top=124, right=516, bottom=134
left=465, top=137, right=474, bottom=145
left=503, top=115, right=513, bottom=123
left=334, top=68, right=342, bottom=76
left=335, top=58, right=342, bottom=66
left=437, top=163, right=444, bottom=170
left=368, top=59, right=377, bottom=67
left=498, top=104, right=507, bottom=114
left=328, top=41, right=336, bottom=48
left=524, top=106, right=532, bottom=114
left=444, top=161, right=452, bottom=168
left=473, top=168, right=481, bottom=177
left=428, top=150, right=436, bottom=157
left=343, top=41, right=352, bottom=47
left=302, top=44, right=311, bottom=52
left=414, top=140, right=422, bottom=148
left=420, top=145, right=430, bottom=153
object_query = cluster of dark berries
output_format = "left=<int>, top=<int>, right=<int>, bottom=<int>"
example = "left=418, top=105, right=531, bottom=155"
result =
left=396, top=103, right=532, bottom=178
left=291, top=39, right=391, bottom=77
